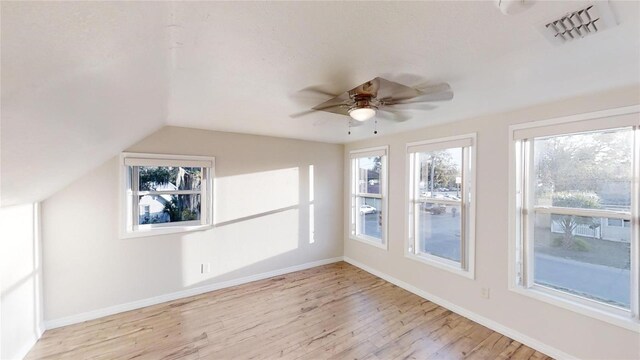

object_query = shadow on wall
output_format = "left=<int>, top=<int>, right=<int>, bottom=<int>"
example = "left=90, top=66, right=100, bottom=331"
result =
left=41, top=128, right=343, bottom=322
left=0, top=203, right=43, bottom=360
left=179, top=165, right=319, bottom=288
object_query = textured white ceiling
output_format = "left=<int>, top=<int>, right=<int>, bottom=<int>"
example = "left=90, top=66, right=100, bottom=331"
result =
left=2, top=1, right=639, bottom=205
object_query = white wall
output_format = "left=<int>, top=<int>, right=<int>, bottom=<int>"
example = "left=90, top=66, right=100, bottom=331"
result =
left=344, top=85, right=640, bottom=360
left=41, top=127, right=343, bottom=323
left=0, top=203, right=44, bottom=360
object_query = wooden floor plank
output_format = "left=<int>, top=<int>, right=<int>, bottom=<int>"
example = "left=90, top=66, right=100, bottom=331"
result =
left=25, top=262, right=551, bottom=360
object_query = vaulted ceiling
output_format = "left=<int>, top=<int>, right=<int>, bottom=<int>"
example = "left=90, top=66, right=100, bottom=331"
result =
left=2, top=1, right=639, bottom=206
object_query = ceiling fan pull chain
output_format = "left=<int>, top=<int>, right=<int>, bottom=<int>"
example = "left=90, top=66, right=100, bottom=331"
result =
left=374, top=119, right=378, bottom=135
left=348, top=121, right=351, bottom=135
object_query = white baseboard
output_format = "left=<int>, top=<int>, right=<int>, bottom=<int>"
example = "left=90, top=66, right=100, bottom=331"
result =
left=343, top=256, right=575, bottom=360
left=10, top=326, right=44, bottom=360
left=44, top=257, right=344, bottom=330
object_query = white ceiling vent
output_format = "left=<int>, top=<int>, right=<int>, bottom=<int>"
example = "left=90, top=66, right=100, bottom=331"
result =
left=540, top=2, right=618, bottom=45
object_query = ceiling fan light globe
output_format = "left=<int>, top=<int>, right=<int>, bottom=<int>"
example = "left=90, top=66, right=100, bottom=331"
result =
left=349, top=107, right=376, bottom=122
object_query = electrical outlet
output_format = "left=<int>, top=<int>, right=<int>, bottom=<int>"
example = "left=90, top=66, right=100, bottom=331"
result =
left=200, top=263, right=211, bottom=274
left=481, top=287, right=490, bottom=299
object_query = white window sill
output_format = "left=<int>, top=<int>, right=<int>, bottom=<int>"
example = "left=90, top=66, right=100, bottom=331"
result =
left=510, top=284, right=640, bottom=333
left=350, top=235, right=388, bottom=250
left=405, top=252, right=474, bottom=280
left=120, top=224, right=213, bottom=239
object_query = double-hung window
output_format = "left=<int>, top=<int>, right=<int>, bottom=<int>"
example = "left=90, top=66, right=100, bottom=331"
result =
left=406, top=135, right=476, bottom=278
left=349, top=146, right=388, bottom=249
left=121, top=153, right=214, bottom=238
left=510, top=106, right=640, bottom=329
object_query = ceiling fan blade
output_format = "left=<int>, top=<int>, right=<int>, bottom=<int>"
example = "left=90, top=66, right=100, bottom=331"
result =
left=377, top=109, right=412, bottom=122
left=290, top=102, right=350, bottom=118
left=394, top=91, right=453, bottom=104
left=349, top=77, right=381, bottom=97
left=375, top=77, right=422, bottom=102
left=380, top=83, right=453, bottom=105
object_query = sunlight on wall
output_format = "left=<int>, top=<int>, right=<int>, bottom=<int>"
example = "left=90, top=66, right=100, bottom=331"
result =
left=181, top=167, right=303, bottom=287
left=309, top=165, right=315, bottom=244
left=0, top=203, right=43, bottom=360
left=214, top=167, right=299, bottom=224
left=181, top=209, right=299, bottom=286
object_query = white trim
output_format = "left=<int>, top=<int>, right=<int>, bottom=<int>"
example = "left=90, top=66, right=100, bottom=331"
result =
left=406, top=132, right=477, bottom=149
left=509, top=286, right=639, bottom=332
left=119, top=224, right=213, bottom=239
left=343, top=256, right=576, bottom=360
left=350, top=235, right=387, bottom=250
left=44, top=257, right=344, bottom=330
left=404, top=133, right=476, bottom=279
left=534, top=206, right=630, bottom=219
left=348, top=146, right=388, bottom=158
left=510, top=105, right=640, bottom=140
left=119, top=152, right=215, bottom=239
left=406, top=252, right=474, bottom=279
left=12, top=327, right=44, bottom=360
left=508, top=105, right=640, bottom=332
left=406, top=136, right=474, bottom=154
left=348, top=146, right=389, bottom=251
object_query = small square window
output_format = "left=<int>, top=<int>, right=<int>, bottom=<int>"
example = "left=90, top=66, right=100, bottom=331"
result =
left=121, top=153, right=214, bottom=238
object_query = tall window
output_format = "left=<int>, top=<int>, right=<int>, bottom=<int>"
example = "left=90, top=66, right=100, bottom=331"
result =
left=349, top=146, right=388, bottom=249
left=407, top=135, right=475, bottom=277
left=511, top=108, right=639, bottom=327
left=121, top=153, right=214, bottom=238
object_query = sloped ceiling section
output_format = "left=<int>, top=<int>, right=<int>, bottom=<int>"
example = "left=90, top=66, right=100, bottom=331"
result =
left=1, top=2, right=171, bottom=206
left=2, top=1, right=640, bottom=206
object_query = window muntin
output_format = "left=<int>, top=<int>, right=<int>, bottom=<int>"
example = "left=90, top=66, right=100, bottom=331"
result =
left=407, top=136, right=475, bottom=276
left=121, top=153, right=214, bottom=237
left=349, top=148, right=387, bottom=248
left=516, top=126, right=638, bottom=315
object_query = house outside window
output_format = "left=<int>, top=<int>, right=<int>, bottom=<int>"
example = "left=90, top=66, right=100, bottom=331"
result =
left=509, top=106, right=640, bottom=330
left=406, top=134, right=476, bottom=278
left=349, top=146, right=388, bottom=249
left=121, top=153, right=214, bottom=238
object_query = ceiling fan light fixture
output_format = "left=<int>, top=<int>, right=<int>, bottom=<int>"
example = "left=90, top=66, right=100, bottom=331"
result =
left=349, top=106, right=376, bottom=122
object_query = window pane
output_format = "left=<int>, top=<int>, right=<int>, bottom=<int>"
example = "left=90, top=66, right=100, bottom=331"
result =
left=139, top=194, right=201, bottom=224
left=138, top=166, right=202, bottom=191
left=417, top=202, right=462, bottom=263
left=417, top=149, right=462, bottom=199
left=356, top=197, right=382, bottom=241
left=533, top=128, right=633, bottom=212
left=533, top=213, right=630, bottom=309
left=356, top=157, right=382, bottom=194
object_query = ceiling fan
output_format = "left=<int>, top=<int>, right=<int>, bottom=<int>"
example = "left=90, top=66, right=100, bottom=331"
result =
left=291, top=77, right=454, bottom=127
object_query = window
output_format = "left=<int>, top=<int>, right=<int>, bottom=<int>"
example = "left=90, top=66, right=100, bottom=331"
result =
left=406, top=135, right=476, bottom=278
left=120, top=153, right=214, bottom=238
left=349, top=146, right=388, bottom=249
left=510, top=106, right=639, bottom=329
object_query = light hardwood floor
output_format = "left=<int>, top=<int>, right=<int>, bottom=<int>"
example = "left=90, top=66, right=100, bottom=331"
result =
left=26, top=262, right=552, bottom=359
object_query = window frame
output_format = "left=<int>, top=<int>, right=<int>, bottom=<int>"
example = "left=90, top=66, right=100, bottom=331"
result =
left=508, top=105, right=640, bottom=332
left=349, top=146, right=389, bottom=250
left=405, top=134, right=477, bottom=279
left=120, top=152, right=215, bottom=239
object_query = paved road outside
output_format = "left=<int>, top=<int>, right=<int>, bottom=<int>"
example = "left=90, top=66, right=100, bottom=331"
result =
left=417, top=208, right=461, bottom=262
left=364, top=206, right=630, bottom=308
left=534, top=252, right=630, bottom=308
left=362, top=212, right=382, bottom=239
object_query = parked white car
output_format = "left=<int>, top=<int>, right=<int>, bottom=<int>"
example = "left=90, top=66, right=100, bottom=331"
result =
left=359, top=204, right=377, bottom=215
